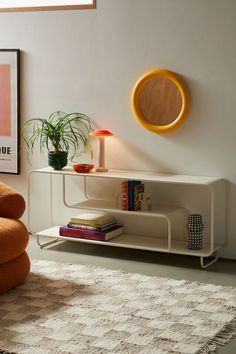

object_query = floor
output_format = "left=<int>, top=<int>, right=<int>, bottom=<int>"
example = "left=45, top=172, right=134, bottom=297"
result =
left=28, top=235, right=236, bottom=354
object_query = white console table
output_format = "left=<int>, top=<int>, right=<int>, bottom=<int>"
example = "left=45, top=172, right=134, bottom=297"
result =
left=28, top=167, right=227, bottom=269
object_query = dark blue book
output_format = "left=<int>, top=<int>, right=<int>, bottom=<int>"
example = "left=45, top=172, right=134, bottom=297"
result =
left=128, top=180, right=141, bottom=211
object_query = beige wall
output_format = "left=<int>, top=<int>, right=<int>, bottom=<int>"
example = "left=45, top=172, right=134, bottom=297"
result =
left=0, top=0, right=236, bottom=258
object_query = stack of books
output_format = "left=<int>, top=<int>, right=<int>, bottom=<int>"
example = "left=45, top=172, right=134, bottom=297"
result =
left=59, top=211, right=124, bottom=241
left=121, top=180, right=144, bottom=211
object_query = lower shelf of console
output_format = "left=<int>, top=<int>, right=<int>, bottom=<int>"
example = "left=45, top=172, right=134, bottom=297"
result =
left=35, top=226, right=220, bottom=257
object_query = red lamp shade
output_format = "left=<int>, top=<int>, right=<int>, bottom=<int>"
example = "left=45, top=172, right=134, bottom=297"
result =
left=90, top=129, right=113, bottom=137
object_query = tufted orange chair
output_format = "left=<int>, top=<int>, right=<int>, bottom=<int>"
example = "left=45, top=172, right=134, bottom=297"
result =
left=0, top=182, right=30, bottom=294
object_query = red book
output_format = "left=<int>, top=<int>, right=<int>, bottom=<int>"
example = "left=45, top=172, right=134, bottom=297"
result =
left=121, top=181, right=129, bottom=210
left=59, top=225, right=123, bottom=241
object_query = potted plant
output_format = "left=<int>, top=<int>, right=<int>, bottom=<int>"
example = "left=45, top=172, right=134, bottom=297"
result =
left=23, top=111, right=93, bottom=170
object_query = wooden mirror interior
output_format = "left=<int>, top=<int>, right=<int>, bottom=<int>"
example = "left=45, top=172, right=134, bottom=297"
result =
left=132, top=69, right=190, bottom=133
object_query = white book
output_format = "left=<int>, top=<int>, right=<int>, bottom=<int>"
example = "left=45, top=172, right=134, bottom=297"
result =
left=70, top=211, right=114, bottom=225
left=103, top=226, right=124, bottom=240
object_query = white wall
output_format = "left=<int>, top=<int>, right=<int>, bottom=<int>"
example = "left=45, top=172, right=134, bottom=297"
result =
left=0, top=0, right=236, bottom=259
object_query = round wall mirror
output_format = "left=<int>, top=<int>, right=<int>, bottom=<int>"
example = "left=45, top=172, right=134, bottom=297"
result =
left=132, top=69, right=190, bottom=133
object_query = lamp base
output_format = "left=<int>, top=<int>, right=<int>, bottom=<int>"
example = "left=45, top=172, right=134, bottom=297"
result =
left=96, top=167, right=108, bottom=172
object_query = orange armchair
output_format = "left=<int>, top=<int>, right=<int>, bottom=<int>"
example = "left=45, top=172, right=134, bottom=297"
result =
left=0, top=182, right=30, bottom=294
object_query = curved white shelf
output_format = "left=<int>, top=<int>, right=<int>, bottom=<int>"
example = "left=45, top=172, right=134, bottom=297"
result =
left=28, top=167, right=227, bottom=268
left=36, top=226, right=221, bottom=257
left=31, top=166, right=222, bottom=185
left=71, top=198, right=187, bottom=217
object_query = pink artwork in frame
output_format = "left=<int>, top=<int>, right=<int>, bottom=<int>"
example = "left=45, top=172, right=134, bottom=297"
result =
left=0, top=64, right=11, bottom=136
left=0, top=49, right=20, bottom=174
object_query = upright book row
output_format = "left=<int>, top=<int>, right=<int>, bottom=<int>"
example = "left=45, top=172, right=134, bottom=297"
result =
left=121, top=180, right=145, bottom=211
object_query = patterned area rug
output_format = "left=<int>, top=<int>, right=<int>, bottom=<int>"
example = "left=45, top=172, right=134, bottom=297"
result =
left=0, top=260, right=235, bottom=354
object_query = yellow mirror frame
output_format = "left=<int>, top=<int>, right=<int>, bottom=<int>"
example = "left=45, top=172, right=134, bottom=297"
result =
left=132, top=69, right=190, bottom=134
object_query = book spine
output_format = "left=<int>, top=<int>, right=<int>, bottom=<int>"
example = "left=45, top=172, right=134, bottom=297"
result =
left=68, top=223, right=101, bottom=231
left=70, top=219, right=96, bottom=226
left=128, top=181, right=141, bottom=211
left=134, top=183, right=144, bottom=211
left=134, top=184, right=139, bottom=211
left=128, top=181, right=134, bottom=211
left=68, top=223, right=116, bottom=232
left=60, top=226, right=106, bottom=240
left=70, top=219, right=115, bottom=227
left=61, top=232, right=106, bottom=241
left=70, top=215, right=114, bottom=225
left=121, top=180, right=129, bottom=210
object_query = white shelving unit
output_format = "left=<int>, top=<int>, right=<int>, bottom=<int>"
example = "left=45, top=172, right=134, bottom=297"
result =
left=28, top=167, right=227, bottom=268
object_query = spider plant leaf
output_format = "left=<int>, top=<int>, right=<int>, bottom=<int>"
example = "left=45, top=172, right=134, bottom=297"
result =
left=23, top=110, right=93, bottom=163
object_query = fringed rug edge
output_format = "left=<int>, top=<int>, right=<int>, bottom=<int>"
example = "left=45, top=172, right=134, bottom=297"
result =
left=199, top=317, right=236, bottom=353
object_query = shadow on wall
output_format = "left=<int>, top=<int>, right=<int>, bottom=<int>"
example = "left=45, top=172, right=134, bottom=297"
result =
left=108, top=136, right=174, bottom=173
left=222, top=180, right=236, bottom=258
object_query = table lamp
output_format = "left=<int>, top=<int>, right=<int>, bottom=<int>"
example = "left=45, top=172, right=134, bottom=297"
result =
left=89, top=129, right=113, bottom=172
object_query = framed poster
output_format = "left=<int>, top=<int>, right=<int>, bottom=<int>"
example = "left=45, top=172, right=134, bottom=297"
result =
left=0, top=0, right=96, bottom=12
left=0, top=49, right=20, bottom=174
